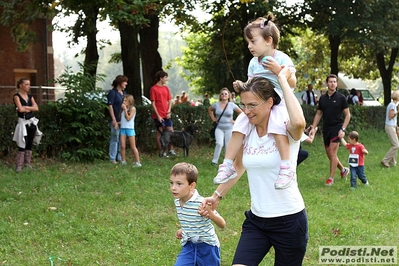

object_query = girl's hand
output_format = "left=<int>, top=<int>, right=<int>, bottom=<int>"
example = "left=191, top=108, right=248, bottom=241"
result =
left=262, top=56, right=281, bottom=75
left=121, top=104, right=126, bottom=110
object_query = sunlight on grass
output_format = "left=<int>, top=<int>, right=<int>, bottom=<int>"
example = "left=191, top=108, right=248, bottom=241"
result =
left=1, top=130, right=399, bottom=265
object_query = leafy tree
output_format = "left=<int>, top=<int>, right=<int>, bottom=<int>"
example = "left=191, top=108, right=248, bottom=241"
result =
left=356, top=0, right=399, bottom=105
left=0, top=0, right=55, bottom=51
left=298, top=0, right=399, bottom=104
left=179, top=0, right=293, bottom=95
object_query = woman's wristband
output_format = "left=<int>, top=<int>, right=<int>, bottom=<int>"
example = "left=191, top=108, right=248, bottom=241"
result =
left=214, top=190, right=223, bottom=200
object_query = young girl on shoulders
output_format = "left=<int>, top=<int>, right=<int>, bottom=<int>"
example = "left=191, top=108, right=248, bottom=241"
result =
left=213, top=13, right=297, bottom=189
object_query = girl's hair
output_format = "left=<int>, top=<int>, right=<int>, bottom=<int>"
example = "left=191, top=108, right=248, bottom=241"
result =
left=16, top=78, right=29, bottom=89
left=123, top=94, right=134, bottom=106
left=123, top=94, right=134, bottom=115
left=112, top=75, right=128, bottom=88
left=243, top=13, right=280, bottom=49
left=236, top=77, right=281, bottom=106
left=170, top=162, right=198, bottom=185
left=218, top=87, right=231, bottom=102
left=391, top=90, right=399, bottom=101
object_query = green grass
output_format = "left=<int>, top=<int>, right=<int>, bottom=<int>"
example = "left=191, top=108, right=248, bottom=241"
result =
left=1, top=129, right=398, bottom=265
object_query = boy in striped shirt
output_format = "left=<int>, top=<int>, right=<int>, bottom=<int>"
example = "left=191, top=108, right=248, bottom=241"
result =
left=170, top=162, right=226, bottom=265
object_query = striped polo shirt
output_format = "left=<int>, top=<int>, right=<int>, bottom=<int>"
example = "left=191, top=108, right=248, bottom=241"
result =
left=174, top=189, right=220, bottom=247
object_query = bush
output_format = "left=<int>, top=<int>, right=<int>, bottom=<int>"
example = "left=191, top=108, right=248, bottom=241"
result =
left=0, top=93, right=387, bottom=161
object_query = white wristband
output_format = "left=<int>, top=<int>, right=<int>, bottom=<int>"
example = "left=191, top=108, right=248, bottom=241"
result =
left=214, top=190, right=223, bottom=200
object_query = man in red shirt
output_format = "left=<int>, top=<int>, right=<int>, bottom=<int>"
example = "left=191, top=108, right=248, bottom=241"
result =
left=150, top=71, right=176, bottom=157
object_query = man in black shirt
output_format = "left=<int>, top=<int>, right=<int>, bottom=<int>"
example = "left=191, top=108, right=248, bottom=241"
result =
left=309, top=74, right=351, bottom=186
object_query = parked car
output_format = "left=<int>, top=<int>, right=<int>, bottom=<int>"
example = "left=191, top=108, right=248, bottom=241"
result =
left=338, top=88, right=381, bottom=106
left=85, top=90, right=151, bottom=106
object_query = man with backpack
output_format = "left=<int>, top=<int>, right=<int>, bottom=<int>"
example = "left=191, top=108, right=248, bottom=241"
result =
left=347, top=88, right=359, bottom=105
left=302, top=84, right=317, bottom=106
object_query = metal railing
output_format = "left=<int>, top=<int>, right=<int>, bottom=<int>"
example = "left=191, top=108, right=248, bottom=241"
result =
left=0, top=86, right=66, bottom=105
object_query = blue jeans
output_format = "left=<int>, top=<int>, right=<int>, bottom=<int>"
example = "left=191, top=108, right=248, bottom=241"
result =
left=350, top=166, right=368, bottom=188
left=109, top=123, right=121, bottom=161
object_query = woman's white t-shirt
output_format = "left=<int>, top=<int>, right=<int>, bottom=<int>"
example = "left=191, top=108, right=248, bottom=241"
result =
left=242, top=126, right=305, bottom=218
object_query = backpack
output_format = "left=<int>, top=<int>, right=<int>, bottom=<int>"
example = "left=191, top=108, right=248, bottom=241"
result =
left=347, top=95, right=354, bottom=105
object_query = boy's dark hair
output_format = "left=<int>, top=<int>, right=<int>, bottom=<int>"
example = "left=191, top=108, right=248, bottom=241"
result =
left=326, top=74, right=338, bottom=83
left=155, top=71, right=168, bottom=82
left=348, top=131, right=359, bottom=141
left=170, top=162, right=198, bottom=184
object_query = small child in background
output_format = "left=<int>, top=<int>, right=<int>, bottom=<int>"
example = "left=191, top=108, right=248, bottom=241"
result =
left=170, top=162, right=225, bottom=266
left=340, top=131, right=369, bottom=188
left=213, top=13, right=297, bottom=190
left=120, top=95, right=141, bottom=167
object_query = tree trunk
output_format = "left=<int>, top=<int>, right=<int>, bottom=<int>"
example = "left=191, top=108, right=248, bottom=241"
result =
left=376, top=48, right=398, bottom=105
left=140, top=14, right=162, bottom=98
left=118, top=21, right=142, bottom=104
left=329, top=34, right=340, bottom=75
left=83, top=6, right=100, bottom=84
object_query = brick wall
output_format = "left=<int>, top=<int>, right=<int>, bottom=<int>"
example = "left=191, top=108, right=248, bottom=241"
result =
left=0, top=18, right=54, bottom=105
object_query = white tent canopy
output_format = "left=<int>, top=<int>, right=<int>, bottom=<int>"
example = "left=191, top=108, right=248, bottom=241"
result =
left=337, top=73, right=367, bottom=89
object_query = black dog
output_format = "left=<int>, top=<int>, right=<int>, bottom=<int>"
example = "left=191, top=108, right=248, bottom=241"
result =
left=159, top=124, right=198, bottom=157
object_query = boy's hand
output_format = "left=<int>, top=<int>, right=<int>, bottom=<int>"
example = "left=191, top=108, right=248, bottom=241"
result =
left=198, top=197, right=219, bottom=218
left=175, top=229, right=182, bottom=239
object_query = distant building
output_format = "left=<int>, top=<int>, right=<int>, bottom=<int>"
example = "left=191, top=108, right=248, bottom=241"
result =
left=0, top=17, right=54, bottom=105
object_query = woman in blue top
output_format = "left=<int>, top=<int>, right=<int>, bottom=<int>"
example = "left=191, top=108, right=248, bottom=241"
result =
left=107, top=75, right=127, bottom=164
left=208, top=88, right=242, bottom=165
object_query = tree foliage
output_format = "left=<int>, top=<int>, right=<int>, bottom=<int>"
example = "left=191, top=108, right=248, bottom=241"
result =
left=0, top=0, right=56, bottom=51
left=298, top=0, right=399, bottom=104
left=178, top=0, right=299, bottom=95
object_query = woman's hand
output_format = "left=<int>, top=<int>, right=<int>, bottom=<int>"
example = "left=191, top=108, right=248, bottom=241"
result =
left=198, top=196, right=219, bottom=218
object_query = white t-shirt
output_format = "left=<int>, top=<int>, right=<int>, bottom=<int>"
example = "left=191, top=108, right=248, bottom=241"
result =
left=121, top=109, right=136, bottom=129
left=242, top=126, right=305, bottom=218
left=385, top=101, right=398, bottom=127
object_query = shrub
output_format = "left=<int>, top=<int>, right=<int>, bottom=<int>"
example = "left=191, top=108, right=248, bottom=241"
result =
left=51, top=66, right=109, bottom=162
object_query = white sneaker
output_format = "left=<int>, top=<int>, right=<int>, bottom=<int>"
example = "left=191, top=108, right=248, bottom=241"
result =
left=133, top=162, right=142, bottom=167
left=213, top=164, right=237, bottom=184
left=274, top=166, right=295, bottom=189
left=168, top=150, right=177, bottom=156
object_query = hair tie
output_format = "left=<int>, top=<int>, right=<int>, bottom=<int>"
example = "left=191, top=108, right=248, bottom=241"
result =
left=260, top=18, right=269, bottom=29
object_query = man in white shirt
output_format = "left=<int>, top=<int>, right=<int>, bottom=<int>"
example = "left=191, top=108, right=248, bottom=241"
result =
left=301, top=84, right=317, bottom=106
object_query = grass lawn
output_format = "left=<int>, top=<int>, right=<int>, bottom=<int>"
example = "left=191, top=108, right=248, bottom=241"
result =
left=1, top=129, right=398, bottom=265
